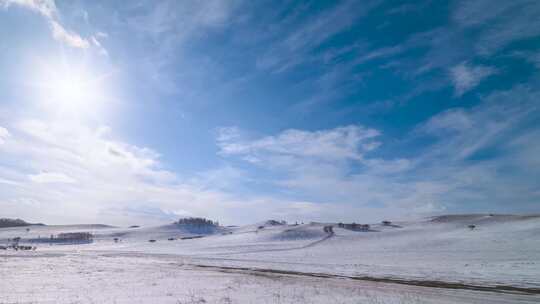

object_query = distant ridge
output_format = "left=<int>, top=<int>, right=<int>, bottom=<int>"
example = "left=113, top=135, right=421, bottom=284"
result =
left=429, top=214, right=540, bottom=224
left=48, top=224, right=115, bottom=229
left=0, top=218, right=45, bottom=228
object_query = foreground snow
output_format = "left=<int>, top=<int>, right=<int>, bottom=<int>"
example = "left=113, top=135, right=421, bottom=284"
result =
left=1, top=251, right=538, bottom=303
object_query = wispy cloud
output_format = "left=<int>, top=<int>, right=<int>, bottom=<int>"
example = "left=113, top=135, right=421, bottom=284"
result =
left=110, top=0, right=240, bottom=97
left=350, top=0, right=540, bottom=101
left=525, top=52, right=540, bottom=70
left=419, top=85, right=539, bottom=161
left=90, top=36, right=108, bottom=56
left=29, top=171, right=76, bottom=184
left=452, top=0, right=540, bottom=55
left=1, top=0, right=55, bottom=18
left=218, top=125, right=380, bottom=162
left=1, top=0, right=90, bottom=48
left=49, top=19, right=89, bottom=48
left=422, top=109, right=473, bottom=135
left=353, top=45, right=405, bottom=65
left=0, top=119, right=186, bottom=223
left=417, top=86, right=540, bottom=212
left=122, top=0, right=238, bottom=43
left=449, top=62, right=496, bottom=96
left=218, top=125, right=431, bottom=219
left=256, top=0, right=381, bottom=72
left=0, top=126, right=9, bottom=144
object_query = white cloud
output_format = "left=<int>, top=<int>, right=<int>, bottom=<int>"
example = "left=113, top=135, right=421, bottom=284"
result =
left=90, top=36, right=108, bottom=56
left=95, top=31, right=108, bottom=39
left=112, top=0, right=240, bottom=97
left=375, top=0, right=540, bottom=96
left=452, top=0, right=540, bottom=55
left=218, top=125, right=380, bottom=162
left=422, top=108, right=473, bottom=135
left=449, top=62, right=496, bottom=96
left=527, top=52, right=540, bottom=70
left=218, top=125, right=430, bottom=217
left=0, top=178, right=19, bottom=186
left=29, top=172, right=76, bottom=184
left=452, top=0, right=516, bottom=28
left=411, top=86, right=540, bottom=214
left=1, top=0, right=56, bottom=17
left=124, top=0, right=237, bottom=39
left=216, top=126, right=242, bottom=142
left=0, top=126, right=9, bottom=144
left=49, top=20, right=89, bottom=48
left=0, top=120, right=188, bottom=223
left=1, top=119, right=358, bottom=225
left=420, top=86, right=537, bottom=160
left=1, top=0, right=90, bottom=48
left=354, top=45, right=404, bottom=65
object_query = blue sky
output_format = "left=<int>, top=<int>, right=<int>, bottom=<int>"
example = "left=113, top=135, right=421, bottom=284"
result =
left=0, top=0, right=539, bottom=225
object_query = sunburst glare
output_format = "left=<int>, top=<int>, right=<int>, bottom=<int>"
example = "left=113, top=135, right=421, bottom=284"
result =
left=30, top=58, right=111, bottom=119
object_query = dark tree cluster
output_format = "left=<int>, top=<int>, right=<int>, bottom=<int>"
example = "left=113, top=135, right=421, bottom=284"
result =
left=176, top=217, right=219, bottom=228
left=265, top=220, right=287, bottom=226
left=0, top=218, right=30, bottom=228
left=57, top=232, right=93, bottom=240
left=338, top=222, right=370, bottom=231
left=27, top=232, right=94, bottom=245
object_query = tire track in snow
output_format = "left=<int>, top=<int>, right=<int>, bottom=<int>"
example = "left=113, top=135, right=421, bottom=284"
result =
left=214, top=229, right=335, bottom=255
left=191, top=264, right=540, bottom=296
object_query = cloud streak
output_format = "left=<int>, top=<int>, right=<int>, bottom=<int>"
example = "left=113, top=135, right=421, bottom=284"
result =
left=218, top=125, right=380, bottom=162
left=256, top=0, right=381, bottom=72
left=1, top=0, right=89, bottom=48
left=29, top=171, right=77, bottom=184
left=0, top=126, right=9, bottom=144
left=449, top=62, right=496, bottom=96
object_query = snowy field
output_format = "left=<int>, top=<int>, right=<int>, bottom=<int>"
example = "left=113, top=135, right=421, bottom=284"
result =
left=1, top=214, right=539, bottom=303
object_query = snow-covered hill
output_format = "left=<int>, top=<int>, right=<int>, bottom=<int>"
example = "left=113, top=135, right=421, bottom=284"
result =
left=1, top=214, right=539, bottom=289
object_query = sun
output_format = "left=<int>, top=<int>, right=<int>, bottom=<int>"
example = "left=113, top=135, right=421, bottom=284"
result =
left=44, top=66, right=96, bottom=111
left=31, top=58, right=110, bottom=118
left=48, top=73, right=88, bottom=107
